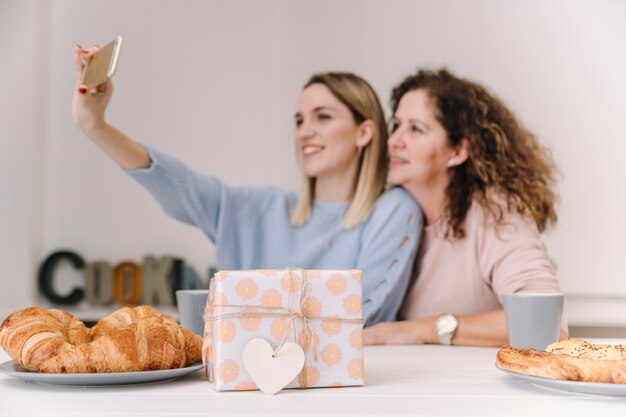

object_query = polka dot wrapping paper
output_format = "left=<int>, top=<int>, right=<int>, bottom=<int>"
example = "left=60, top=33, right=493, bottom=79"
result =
left=201, top=269, right=365, bottom=391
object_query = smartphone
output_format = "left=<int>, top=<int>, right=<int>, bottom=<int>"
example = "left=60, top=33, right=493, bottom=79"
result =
left=81, top=35, right=123, bottom=88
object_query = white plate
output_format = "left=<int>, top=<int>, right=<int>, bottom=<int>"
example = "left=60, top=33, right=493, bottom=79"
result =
left=0, top=360, right=203, bottom=387
left=496, top=364, right=626, bottom=396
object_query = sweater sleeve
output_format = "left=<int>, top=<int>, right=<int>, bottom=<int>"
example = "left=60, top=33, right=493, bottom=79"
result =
left=480, top=211, right=560, bottom=300
left=357, top=188, right=422, bottom=326
left=124, top=146, right=224, bottom=242
left=479, top=210, right=568, bottom=335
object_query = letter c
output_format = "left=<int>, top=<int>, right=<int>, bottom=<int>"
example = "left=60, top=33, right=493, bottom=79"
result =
left=38, top=250, right=85, bottom=305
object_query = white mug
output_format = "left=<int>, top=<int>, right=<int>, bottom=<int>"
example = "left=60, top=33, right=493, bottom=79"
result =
left=502, top=292, right=564, bottom=350
left=175, top=289, right=209, bottom=335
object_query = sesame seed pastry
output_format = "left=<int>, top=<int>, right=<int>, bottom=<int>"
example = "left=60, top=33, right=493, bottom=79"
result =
left=496, top=339, right=626, bottom=384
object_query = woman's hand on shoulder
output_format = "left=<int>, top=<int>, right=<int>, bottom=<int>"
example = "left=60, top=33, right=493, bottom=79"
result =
left=363, top=319, right=427, bottom=345
left=72, top=44, right=113, bottom=133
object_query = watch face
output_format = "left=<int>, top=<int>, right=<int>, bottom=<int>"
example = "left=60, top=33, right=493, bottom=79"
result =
left=438, top=314, right=458, bottom=333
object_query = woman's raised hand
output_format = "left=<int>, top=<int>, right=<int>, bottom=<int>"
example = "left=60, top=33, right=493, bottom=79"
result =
left=69, top=43, right=150, bottom=170
left=71, top=44, right=113, bottom=133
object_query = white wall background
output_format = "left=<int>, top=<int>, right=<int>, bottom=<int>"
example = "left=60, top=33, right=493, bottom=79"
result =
left=1, top=0, right=625, bottom=324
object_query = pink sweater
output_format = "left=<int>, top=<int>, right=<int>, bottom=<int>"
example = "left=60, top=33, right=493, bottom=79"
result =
left=400, top=201, right=564, bottom=319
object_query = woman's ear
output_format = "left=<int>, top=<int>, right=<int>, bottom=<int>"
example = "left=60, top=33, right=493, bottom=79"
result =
left=356, top=120, right=375, bottom=148
left=447, top=139, right=470, bottom=167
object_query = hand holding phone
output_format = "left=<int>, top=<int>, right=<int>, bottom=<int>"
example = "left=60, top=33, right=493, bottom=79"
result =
left=72, top=37, right=122, bottom=133
left=81, top=36, right=123, bottom=88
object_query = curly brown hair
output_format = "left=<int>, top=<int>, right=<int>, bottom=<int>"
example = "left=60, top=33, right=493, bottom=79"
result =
left=390, top=68, right=558, bottom=238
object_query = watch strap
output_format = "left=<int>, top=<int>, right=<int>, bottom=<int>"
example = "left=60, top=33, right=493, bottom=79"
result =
left=439, top=332, right=453, bottom=345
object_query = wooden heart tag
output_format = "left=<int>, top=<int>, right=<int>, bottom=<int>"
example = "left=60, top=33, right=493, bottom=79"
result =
left=242, top=337, right=305, bottom=395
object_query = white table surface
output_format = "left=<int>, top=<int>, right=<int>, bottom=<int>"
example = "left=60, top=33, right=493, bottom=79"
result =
left=1, top=341, right=626, bottom=417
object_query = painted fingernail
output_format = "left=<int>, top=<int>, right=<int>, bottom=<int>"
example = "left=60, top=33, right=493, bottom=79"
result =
left=79, top=87, right=87, bottom=94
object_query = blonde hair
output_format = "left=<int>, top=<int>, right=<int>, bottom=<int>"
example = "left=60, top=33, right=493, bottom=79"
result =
left=290, top=72, right=389, bottom=229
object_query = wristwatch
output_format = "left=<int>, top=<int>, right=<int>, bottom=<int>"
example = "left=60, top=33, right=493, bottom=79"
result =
left=436, top=313, right=459, bottom=345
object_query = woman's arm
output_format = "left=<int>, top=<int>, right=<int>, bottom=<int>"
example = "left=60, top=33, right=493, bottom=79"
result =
left=364, top=309, right=568, bottom=346
left=80, top=123, right=151, bottom=170
left=357, top=188, right=422, bottom=326
left=72, top=45, right=150, bottom=170
left=364, top=309, right=508, bottom=346
left=72, top=45, right=223, bottom=240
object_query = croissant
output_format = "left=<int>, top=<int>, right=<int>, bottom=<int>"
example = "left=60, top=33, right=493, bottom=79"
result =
left=0, top=306, right=202, bottom=373
left=496, top=340, right=626, bottom=384
left=90, top=305, right=177, bottom=340
left=0, top=307, right=91, bottom=372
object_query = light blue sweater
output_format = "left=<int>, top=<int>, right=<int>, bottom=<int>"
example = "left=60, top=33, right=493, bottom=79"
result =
left=127, top=147, right=422, bottom=325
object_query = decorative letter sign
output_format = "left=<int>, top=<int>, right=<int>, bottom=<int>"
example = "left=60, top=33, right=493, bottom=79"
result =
left=37, top=250, right=208, bottom=307
left=38, top=251, right=85, bottom=305
left=84, top=261, right=113, bottom=305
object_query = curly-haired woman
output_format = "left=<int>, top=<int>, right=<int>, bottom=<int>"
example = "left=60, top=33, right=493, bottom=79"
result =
left=364, top=68, right=567, bottom=346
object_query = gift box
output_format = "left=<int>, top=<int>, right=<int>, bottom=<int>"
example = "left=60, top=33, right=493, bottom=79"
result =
left=202, top=269, right=365, bottom=391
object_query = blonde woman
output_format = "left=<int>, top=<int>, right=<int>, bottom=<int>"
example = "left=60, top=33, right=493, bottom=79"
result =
left=365, top=68, right=567, bottom=344
left=72, top=45, right=421, bottom=325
